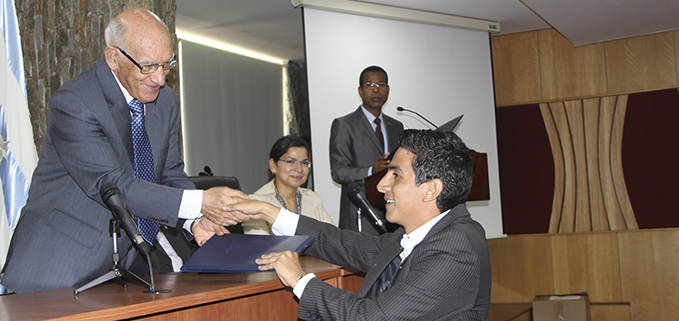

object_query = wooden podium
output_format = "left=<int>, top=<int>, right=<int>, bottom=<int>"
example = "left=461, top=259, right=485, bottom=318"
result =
left=364, top=151, right=490, bottom=209
left=0, top=257, right=364, bottom=320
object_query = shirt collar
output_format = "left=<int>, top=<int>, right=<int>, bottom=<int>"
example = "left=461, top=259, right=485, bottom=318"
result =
left=360, top=104, right=382, bottom=123
left=111, top=70, right=135, bottom=105
left=400, top=209, right=450, bottom=259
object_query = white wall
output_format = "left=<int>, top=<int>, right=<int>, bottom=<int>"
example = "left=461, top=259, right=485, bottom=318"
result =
left=304, top=8, right=504, bottom=237
left=180, top=40, right=283, bottom=194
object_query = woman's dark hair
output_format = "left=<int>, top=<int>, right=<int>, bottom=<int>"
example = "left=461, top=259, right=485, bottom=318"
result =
left=269, top=135, right=310, bottom=161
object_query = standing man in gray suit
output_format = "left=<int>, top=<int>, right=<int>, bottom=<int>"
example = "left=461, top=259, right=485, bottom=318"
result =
left=330, top=65, right=404, bottom=234
left=226, top=129, right=492, bottom=320
left=1, top=8, right=245, bottom=294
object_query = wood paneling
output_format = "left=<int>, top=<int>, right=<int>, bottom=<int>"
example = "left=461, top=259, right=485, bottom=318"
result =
left=550, top=233, right=622, bottom=302
left=490, top=229, right=678, bottom=321
left=618, top=229, right=679, bottom=321
left=540, top=96, right=637, bottom=232
left=488, top=235, right=553, bottom=303
left=538, top=29, right=607, bottom=101
left=492, top=32, right=542, bottom=106
left=606, top=32, right=678, bottom=94
left=590, top=303, right=631, bottom=321
left=492, top=29, right=679, bottom=107
left=488, top=303, right=532, bottom=321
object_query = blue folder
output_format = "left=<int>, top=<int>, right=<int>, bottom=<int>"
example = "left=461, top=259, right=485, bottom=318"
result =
left=180, top=234, right=316, bottom=273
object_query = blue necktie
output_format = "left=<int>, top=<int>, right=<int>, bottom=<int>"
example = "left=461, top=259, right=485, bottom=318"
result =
left=129, top=99, right=160, bottom=245
left=376, top=250, right=402, bottom=297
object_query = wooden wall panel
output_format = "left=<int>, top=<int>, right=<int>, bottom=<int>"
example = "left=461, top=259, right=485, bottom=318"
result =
left=676, top=31, right=679, bottom=85
left=606, top=31, right=678, bottom=94
left=492, top=32, right=542, bottom=107
left=538, top=29, right=607, bottom=101
left=618, top=229, right=679, bottom=321
left=590, top=303, right=631, bottom=321
left=490, top=229, right=678, bottom=321
left=582, top=98, right=609, bottom=231
left=492, top=29, right=679, bottom=106
left=488, top=235, right=553, bottom=303
left=550, top=233, right=622, bottom=302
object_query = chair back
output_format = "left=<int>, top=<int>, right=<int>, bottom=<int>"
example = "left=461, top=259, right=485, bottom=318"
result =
left=187, top=175, right=243, bottom=234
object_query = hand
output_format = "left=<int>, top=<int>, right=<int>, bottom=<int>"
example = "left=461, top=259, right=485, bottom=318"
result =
left=192, top=217, right=230, bottom=246
left=201, top=186, right=250, bottom=226
left=256, top=250, right=306, bottom=288
left=225, top=197, right=281, bottom=225
left=373, top=152, right=391, bottom=173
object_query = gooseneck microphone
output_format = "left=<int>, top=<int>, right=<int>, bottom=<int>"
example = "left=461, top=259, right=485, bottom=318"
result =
left=100, top=182, right=151, bottom=256
left=396, top=106, right=438, bottom=129
left=348, top=182, right=388, bottom=234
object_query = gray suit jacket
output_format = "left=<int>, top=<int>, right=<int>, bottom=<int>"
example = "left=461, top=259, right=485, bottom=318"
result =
left=2, top=59, right=194, bottom=293
left=329, top=107, right=403, bottom=234
left=296, top=204, right=492, bottom=320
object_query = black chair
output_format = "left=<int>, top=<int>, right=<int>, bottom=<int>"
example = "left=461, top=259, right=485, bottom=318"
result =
left=188, top=175, right=244, bottom=234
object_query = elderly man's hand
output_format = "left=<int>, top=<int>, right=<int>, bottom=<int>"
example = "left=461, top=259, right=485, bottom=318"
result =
left=224, top=197, right=281, bottom=225
left=201, top=186, right=250, bottom=226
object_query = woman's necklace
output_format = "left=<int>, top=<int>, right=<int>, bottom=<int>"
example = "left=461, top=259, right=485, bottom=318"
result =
left=274, top=181, right=302, bottom=214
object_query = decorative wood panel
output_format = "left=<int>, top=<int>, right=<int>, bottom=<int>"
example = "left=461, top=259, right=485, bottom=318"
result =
left=489, top=229, right=676, bottom=321
left=606, top=31, right=678, bottom=94
left=538, top=29, right=607, bottom=101
left=590, top=303, right=631, bottom=321
left=540, top=96, right=637, bottom=232
left=550, top=233, right=622, bottom=302
left=618, top=229, right=679, bottom=321
left=491, top=32, right=542, bottom=107
left=488, top=235, right=554, bottom=303
left=492, top=29, right=679, bottom=106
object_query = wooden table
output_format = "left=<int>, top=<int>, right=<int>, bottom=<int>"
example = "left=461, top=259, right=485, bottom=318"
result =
left=0, top=256, right=364, bottom=320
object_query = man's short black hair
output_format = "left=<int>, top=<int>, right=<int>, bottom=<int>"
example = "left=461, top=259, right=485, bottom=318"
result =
left=359, top=65, right=388, bottom=86
left=398, top=129, right=473, bottom=212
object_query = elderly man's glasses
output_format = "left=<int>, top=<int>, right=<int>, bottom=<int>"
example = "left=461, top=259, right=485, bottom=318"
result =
left=278, top=158, right=312, bottom=168
left=363, top=81, right=388, bottom=89
left=115, top=46, right=177, bottom=74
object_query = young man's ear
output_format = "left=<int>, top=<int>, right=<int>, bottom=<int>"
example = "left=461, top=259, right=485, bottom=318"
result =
left=423, top=178, right=443, bottom=203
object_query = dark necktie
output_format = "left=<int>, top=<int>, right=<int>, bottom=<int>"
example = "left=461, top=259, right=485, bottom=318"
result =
left=374, top=118, right=384, bottom=150
left=129, top=99, right=160, bottom=245
left=376, top=250, right=402, bottom=297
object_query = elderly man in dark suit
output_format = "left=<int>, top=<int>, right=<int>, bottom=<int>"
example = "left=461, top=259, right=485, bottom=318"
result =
left=226, top=129, right=491, bottom=320
left=1, top=8, right=245, bottom=294
left=330, top=65, right=404, bottom=235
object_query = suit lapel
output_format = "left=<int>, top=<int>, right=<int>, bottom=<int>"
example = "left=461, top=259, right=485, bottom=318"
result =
left=144, top=100, right=162, bottom=180
left=358, top=229, right=405, bottom=298
left=354, top=107, right=383, bottom=152
left=359, top=205, right=471, bottom=298
left=94, top=59, right=135, bottom=168
left=383, top=115, right=401, bottom=152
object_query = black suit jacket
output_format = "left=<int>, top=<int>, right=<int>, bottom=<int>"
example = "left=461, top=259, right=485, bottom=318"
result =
left=295, top=203, right=491, bottom=320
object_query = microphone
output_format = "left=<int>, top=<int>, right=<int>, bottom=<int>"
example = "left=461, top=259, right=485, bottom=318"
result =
left=348, top=182, right=388, bottom=234
left=396, top=106, right=438, bottom=129
left=100, top=182, right=151, bottom=255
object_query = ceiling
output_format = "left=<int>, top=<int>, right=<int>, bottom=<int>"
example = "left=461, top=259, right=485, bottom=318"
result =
left=176, top=0, right=679, bottom=62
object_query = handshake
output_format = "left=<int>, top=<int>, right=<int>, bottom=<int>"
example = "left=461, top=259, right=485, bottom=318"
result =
left=191, top=186, right=282, bottom=246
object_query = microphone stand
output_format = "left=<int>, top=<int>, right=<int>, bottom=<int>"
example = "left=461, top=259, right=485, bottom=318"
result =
left=74, top=219, right=154, bottom=294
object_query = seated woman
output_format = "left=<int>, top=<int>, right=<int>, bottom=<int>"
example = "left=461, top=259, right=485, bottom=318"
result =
left=242, top=135, right=334, bottom=234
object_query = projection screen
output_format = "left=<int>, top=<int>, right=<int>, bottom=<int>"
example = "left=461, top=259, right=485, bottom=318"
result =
left=304, top=7, right=503, bottom=237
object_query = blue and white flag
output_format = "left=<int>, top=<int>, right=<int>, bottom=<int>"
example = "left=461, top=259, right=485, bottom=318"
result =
left=0, top=0, right=38, bottom=293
